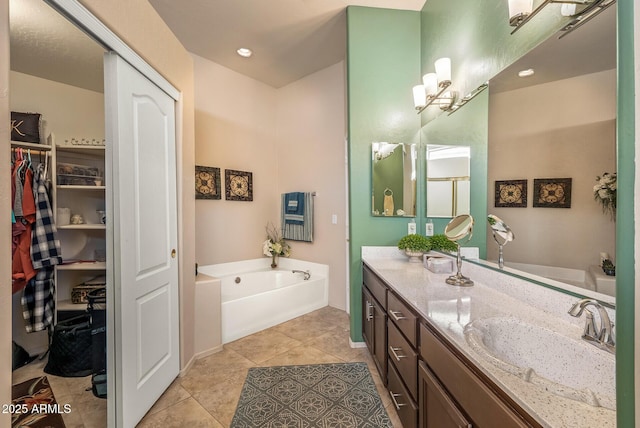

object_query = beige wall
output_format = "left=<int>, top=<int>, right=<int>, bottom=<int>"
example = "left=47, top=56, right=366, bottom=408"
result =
left=193, top=56, right=347, bottom=310
left=488, top=69, right=616, bottom=270
left=10, top=71, right=105, bottom=143
left=77, top=0, right=197, bottom=368
left=193, top=54, right=280, bottom=263
left=276, top=62, right=347, bottom=309
left=1, top=0, right=11, bottom=424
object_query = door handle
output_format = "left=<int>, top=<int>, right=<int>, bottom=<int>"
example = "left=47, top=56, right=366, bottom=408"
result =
left=389, top=346, right=406, bottom=361
left=389, top=310, right=407, bottom=321
left=366, top=302, right=373, bottom=321
left=171, top=249, right=177, bottom=258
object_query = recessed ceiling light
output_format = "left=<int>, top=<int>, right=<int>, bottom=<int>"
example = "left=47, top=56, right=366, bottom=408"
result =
left=236, top=48, right=252, bottom=58
left=518, top=68, right=535, bottom=78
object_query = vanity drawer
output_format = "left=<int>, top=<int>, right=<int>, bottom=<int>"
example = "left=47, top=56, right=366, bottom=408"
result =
left=388, top=320, right=418, bottom=400
left=420, top=323, right=534, bottom=428
left=388, top=291, right=417, bottom=346
left=388, top=360, right=418, bottom=428
left=363, top=265, right=387, bottom=309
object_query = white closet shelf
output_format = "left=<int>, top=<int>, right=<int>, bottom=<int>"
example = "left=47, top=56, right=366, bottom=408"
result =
left=57, top=185, right=106, bottom=190
left=11, top=141, right=52, bottom=151
left=58, top=224, right=106, bottom=230
left=57, top=300, right=90, bottom=312
left=56, top=145, right=105, bottom=154
left=57, top=261, right=106, bottom=271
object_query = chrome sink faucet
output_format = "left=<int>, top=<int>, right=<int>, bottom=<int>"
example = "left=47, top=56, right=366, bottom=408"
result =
left=568, top=298, right=615, bottom=354
left=292, top=269, right=311, bottom=280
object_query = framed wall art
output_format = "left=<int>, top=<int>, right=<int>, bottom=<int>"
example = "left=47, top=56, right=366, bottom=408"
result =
left=533, top=178, right=572, bottom=208
left=195, top=166, right=221, bottom=200
left=494, top=179, right=527, bottom=208
left=225, top=169, right=253, bottom=201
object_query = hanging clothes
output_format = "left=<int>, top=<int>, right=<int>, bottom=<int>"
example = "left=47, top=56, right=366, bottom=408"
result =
left=383, top=188, right=395, bottom=216
left=12, top=160, right=36, bottom=294
left=31, top=163, right=62, bottom=269
left=21, top=267, right=55, bottom=333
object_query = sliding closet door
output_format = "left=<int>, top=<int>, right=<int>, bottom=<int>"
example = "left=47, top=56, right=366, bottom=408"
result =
left=104, top=52, right=179, bottom=427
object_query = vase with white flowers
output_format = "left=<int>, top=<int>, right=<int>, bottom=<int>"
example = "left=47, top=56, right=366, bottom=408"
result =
left=593, top=172, right=617, bottom=220
left=262, top=223, right=291, bottom=268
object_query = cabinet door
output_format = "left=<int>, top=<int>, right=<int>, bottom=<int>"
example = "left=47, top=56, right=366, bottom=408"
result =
left=362, top=286, right=387, bottom=383
left=372, top=296, right=387, bottom=384
left=419, top=361, right=472, bottom=428
left=362, top=287, right=375, bottom=354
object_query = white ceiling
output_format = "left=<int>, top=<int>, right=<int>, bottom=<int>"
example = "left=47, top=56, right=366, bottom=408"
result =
left=147, top=0, right=426, bottom=88
left=9, top=0, right=616, bottom=96
left=10, top=0, right=105, bottom=93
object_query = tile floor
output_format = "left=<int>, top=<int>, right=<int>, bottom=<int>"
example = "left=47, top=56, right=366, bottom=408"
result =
left=13, top=306, right=402, bottom=427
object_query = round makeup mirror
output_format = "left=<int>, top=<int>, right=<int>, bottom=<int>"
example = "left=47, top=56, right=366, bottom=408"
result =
left=488, top=214, right=515, bottom=269
left=444, top=214, right=474, bottom=287
left=444, top=214, right=474, bottom=242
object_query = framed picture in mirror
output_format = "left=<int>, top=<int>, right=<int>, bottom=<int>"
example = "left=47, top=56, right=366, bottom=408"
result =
left=494, top=179, right=527, bottom=208
left=533, top=178, right=572, bottom=208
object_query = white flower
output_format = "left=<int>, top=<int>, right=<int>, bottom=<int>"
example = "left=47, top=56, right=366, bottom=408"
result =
left=598, top=189, right=608, bottom=199
left=263, top=240, right=273, bottom=256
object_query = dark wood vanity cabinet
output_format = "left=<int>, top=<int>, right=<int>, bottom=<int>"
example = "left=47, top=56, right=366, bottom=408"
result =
left=419, top=361, right=472, bottom=428
left=362, top=266, right=387, bottom=384
left=362, top=264, right=540, bottom=428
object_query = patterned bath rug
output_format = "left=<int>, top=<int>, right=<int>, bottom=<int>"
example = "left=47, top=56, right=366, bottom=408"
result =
left=231, top=362, right=392, bottom=428
left=11, top=376, right=67, bottom=428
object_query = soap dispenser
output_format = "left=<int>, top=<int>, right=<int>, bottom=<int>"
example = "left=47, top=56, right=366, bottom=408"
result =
left=426, top=218, right=434, bottom=236
left=408, top=218, right=417, bottom=235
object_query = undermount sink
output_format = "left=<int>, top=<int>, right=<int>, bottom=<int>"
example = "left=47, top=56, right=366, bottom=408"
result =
left=464, top=317, right=616, bottom=410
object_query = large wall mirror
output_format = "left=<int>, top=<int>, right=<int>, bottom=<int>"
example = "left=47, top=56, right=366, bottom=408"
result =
left=485, top=5, right=616, bottom=300
left=426, top=145, right=470, bottom=218
left=371, top=142, right=416, bottom=217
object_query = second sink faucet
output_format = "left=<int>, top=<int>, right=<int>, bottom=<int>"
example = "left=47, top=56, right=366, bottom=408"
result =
left=568, top=298, right=615, bottom=354
left=292, top=270, right=311, bottom=280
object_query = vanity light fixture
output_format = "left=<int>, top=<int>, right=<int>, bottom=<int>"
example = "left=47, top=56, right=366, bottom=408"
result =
left=508, top=0, right=533, bottom=27
left=447, top=82, right=489, bottom=116
left=509, top=0, right=616, bottom=36
left=413, top=57, right=457, bottom=114
left=236, top=47, right=253, bottom=58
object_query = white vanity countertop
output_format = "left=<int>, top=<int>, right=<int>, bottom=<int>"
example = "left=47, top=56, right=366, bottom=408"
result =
left=362, top=247, right=616, bottom=428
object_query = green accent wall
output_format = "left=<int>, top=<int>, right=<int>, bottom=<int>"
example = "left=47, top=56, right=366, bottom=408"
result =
left=346, top=6, right=421, bottom=342
left=616, top=0, right=635, bottom=425
left=348, top=3, right=635, bottom=422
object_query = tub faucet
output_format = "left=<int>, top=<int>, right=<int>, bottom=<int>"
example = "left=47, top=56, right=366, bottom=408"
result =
left=568, top=298, right=615, bottom=354
left=292, top=270, right=311, bottom=280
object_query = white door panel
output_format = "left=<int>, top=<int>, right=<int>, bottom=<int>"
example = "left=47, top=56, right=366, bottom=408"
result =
left=104, top=52, right=179, bottom=427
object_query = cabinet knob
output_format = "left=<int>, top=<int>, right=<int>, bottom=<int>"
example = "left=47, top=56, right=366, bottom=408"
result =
left=171, top=249, right=177, bottom=258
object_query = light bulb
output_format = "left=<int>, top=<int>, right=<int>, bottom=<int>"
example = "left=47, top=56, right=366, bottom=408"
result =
left=508, top=0, right=533, bottom=26
left=412, top=85, right=427, bottom=109
left=422, top=73, right=438, bottom=97
left=435, top=58, right=451, bottom=86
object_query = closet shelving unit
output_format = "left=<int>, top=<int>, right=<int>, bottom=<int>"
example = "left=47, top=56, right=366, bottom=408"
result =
left=52, top=135, right=106, bottom=315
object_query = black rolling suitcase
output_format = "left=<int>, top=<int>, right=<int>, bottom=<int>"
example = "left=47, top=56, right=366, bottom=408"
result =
left=87, top=288, right=107, bottom=398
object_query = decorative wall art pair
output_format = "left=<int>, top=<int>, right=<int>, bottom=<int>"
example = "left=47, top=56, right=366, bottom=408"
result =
left=494, top=178, right=572, bottom=208
left=195, top=166, right=253, bottom=201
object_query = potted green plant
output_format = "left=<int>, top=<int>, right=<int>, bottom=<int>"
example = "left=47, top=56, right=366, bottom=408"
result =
left=398, top=234, right=431, bottom=262
left=602, top=259, right=615, bottom=276
left=428, top=234, right=458, bottom=253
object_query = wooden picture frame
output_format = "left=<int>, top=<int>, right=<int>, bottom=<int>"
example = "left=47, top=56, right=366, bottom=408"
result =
left=225, top=169, right=253, bottom=201
left=494, top=179, right=527, bottom=208
left=533, top=178, right=572, bottom=208
left=195, top=166, right=221, bottom=200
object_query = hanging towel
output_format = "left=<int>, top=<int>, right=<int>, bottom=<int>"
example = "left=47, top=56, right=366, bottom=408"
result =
left=282, top=192, right=314, bottom=242
left=284, top=192, right=305, bottom=225
left=383, top=188, right=394, bottom=216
